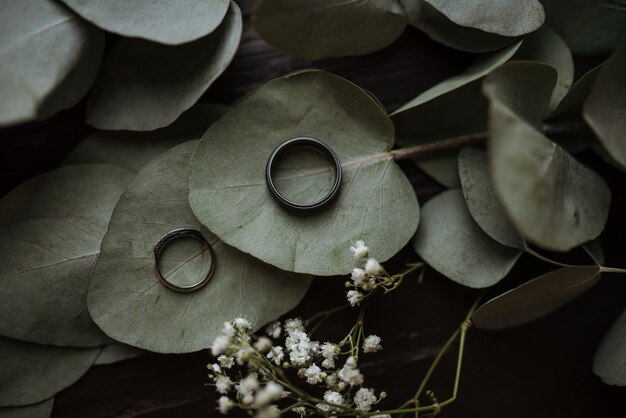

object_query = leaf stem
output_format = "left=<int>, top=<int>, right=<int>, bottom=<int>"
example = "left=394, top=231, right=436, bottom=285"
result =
left=599, top=266, right=626, bottom=274
left=523, top=246, right=581, bottom=268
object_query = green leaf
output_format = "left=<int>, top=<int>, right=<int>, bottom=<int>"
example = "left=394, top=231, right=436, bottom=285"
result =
left=65, top=103, right=229, bottom=172
left=514, top=25, right=574, bottom=112
left=594, top=306, right=626, bottom=386
left=552, top=63, right=603, bottom=120
left=583, top=238, right=605, bottom=266
left=59, top=0, right=230, bottom=45
left=94, top=344, right=145, bottom=365
left=425, top=0, right=544, bottom=36
left=85, top=2, right=241, bottom=131
left=253, top=0, right=407, bottom=60
left=412, top=189, right=522, bottom=288
left=458, top=147, right=524, bottom=249
left=485, top=62, right=611, bottom=251
left=0, top=399, right=54, bottom=418
left=584, top=44, right=626, bottom=170
left=473, top=266, right=600, bottom=330
left=392, top=41, right=521, bottom=146
left=0, top=336, right=98, bottom=407
left=414, top=153, right=461, bottom=188
left=0, top=0, right=104, bottom=127
left=0, top=165, right=133, bottom=347
left=88, top=141, right=312, bottom=353
left=188, top=70, right=419, bottom=276
left=541, top=0, right=626, bottom=56
left=400, top=0, right=519, bottom=53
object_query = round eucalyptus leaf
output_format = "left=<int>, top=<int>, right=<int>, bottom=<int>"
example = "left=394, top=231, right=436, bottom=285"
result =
left=65, top=103, right=230, bottom=172
left=458, top=147, right=524, bottom=249
left=59, top=0, right=230, bottom=45
left=188, top=70, right=419, bottom=276
left=400, top=0, right=518, bottom=53
left=0, top=399, right=54, bottom=418
left=413, top=153, right=460, bottom=188
left=514, top=25, right=574, bottom=112
left=584, top=44, right=626, bottom=171
left=0, top=165, right=132, bottom=347
left=86, top=2, right=241, bottom=131
left=485, top=62, right=611, bottom=252
left=89, top=141, right=312, bottom=353
left=94, top=344, right=145, bottom=365
left=552, top=63, right=603, bottom=120
left=541, top=0, right=626, bottom=56
left=0, top=0, right=104, bottom=127
left=412, top=189, right=522, bottom=288
left=594, top=307, right=626, bottom=386
left=473, top=266, right=600, bottom=330
left=424, top=0, right=544, bottom=36
left=392, top=41, right=521, bottom=147
left=0, top=336, right=98, bottom=407
left=253, top=0, right=407, bottom=60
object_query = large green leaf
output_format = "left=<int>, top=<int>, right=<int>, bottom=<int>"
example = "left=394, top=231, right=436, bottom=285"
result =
left=253, top=0, right=407, bottom=60
left=594, top=306, right=626, bottom=386
left=0, top=336, right=98, bottom=407
left=473, top=266, right=600, bottom=330
left=415, top=153, right=461, bottom=188
left=0, top=165, right=132, bottom=347
left=85, top=2, right=241, bottom=131
left=552, top=63, right=603, bottom=120
left=458, top=147, right=524, bottom=249
left=188, top=70, right=419, bottom=276
left=485, top=62, right=611, bottom=251
left=88, top=141, right=312, bottom=353
left=0, top=399, right=54, bottom=418
left=514, top=25, right=574, bottom=112
left=412, top=189, right=522, bottom=288
left=425, top=0, right=544, bottom=36
left=59, top=0, right=229, bottom=45
left=65, top=103, right=229, bottom=172
left=584, top=44, right=626, bottom=170
left=400, top=0, right=518, bottom=53
left=392, top=41, right=521, bottom=146
left=541, top=0, right=626, bottom=56
left=0, top=0, right=103, bottom=127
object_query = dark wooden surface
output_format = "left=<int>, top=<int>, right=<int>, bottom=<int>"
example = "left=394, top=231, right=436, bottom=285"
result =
left=1, top=1, right=625, bottom=417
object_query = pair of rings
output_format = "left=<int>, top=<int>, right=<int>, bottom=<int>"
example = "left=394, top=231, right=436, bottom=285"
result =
left=155, top=137, right=342, bottom=292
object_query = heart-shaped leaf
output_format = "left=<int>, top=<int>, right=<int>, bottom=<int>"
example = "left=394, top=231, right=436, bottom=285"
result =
left=424, top=0, right=544, bottom=36
left=94, top=344, right=145, bottom=365
left=541, top=0, right=626, bottom=56
left=552, top=63, right=604, bottom=120
left=412, top=189, right=522, bottom=288
left=86, top=2, right=241, bottom=131
left=88, top=141, right=312, bottom=353
left=65, top=103, right=229, bottom=172
left=400, top=0, right=518, bottom=53
left=594, top=306, right=626, bottom=386
left=188, top=70, right=419, bottom=276
left=0, top=165, right=132, bottom=347
left=0, top=336, right=98, bottom=407
left=253, top=0, right=407, bottom=60
left=485, top=62, right=611, bottom=251
left=0, top=399, right=54, bottom=418
left=584, top=44, right=626, bottom=170
left=473, top=266, right=600, bottom=330
left=0, top=0, right=103, bottom=127
left=458, top=147, right=524, bottom=249
left=514, top=25, right=574, bottom=112
left=392, top=41, right=521, bottom=146
left=59, top=0, right=230, bottom=45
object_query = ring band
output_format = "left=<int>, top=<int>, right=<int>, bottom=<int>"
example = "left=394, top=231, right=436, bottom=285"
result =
left=153, top=229, right=216, bottom=293
left=265, top=137, right=342, bottom=212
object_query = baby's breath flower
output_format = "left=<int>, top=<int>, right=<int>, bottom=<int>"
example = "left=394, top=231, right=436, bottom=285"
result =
left=304, top=363, right=324, bottom=385
left=324, top=390, right=344, bottom=406
left=254, top=337, right=273, bottom=353
left=350, top=240, right=369, bottom=260
left=235, top=347, right=254, bottom=366
left=255, top=405, right=280, bottom=418
left=354, top=388, right=377, bottom=411
left=222, top=321, right=236, bottom=337
left=321, top=342, right=338, bottom=359
left=325, top=373, right=338, bottom=386
left=292, top=406, right=307, bottom=416
left=218, top=354, right=234, bottom=369
left=265, top=321, right=282, bottom=339
left=351, top=268, right=367, bottom=286
left=347, top=290, right=363, bottom=306
left=237, top=373, right=259, bottom=398
left=338, top=356, right=364, bottom=386
left=363, top=335, right=382, bottom=353
left=235, top=317, right=252, bottom=330
left=266, top=346, right=284, bottom=365
left=215, top=376, right=233, bottom=394
left=254, top=382, right=284, bottom=407
left=211, top=335, right=231, bottom=357
left=284, top=318, right=304, bottom=334
left=321, top=358, right=335, bottom=369
left=217, top=396, right=233, bottom=414
left=365, top=258, right=383, bottom=276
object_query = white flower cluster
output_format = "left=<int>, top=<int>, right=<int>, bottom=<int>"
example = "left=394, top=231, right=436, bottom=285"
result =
left=209, top=316, right=386, bottom=417
left=347, top=241, right=395, bottom=306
